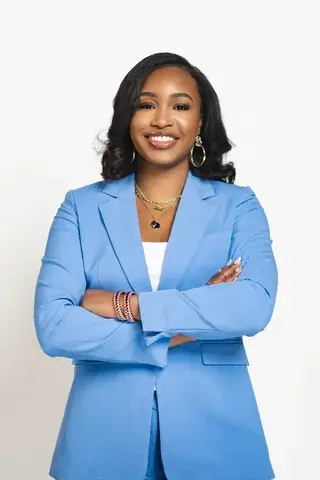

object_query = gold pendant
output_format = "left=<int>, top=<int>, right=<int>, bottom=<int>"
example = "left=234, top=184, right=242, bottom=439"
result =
left=150, top=220, right=160, bottom=229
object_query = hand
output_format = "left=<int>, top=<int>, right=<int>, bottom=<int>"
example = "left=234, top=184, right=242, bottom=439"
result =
left=169, top=333, right=197, bottom=349
left=206, top=257, right=242, bottom=285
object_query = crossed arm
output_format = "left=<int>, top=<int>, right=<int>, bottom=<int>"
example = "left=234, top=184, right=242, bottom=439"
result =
left=79, top=289, right=196, bottom=349
left=34, top=187, right=278, bottom=368
left=80, top=258, right=242, bottom=348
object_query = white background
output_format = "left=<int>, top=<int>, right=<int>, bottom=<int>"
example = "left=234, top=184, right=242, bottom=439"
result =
left=0, top=1, right=318, bottom=479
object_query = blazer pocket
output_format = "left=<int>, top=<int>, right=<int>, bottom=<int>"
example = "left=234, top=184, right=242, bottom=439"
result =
left=200, top=341, right=249, bottom=366
left=72, top=359, right=105, bottom=366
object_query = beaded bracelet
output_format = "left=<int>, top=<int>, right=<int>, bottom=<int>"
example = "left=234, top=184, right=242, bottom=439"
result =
left=112, top=290, right=127, bottom=321
left=123, top=291, right=136, bottom=323
left=113, top=290, right=136, bottom=322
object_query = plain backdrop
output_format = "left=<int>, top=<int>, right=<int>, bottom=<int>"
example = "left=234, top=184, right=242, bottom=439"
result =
left=0, top=1, right=318, bottom=479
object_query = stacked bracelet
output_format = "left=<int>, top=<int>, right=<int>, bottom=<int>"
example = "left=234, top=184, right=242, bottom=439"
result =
left=123, top=291, right=135, bottom=322
left=113, top=290, right=127, bottom=321
left=113, top=290, right=136, bottom=323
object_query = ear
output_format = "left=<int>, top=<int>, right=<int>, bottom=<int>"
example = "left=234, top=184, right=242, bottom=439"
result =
left=197, top=117, right=203, bottom=136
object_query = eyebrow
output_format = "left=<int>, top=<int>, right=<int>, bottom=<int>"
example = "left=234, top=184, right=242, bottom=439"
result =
left=138, top=92, right=194, bottom=102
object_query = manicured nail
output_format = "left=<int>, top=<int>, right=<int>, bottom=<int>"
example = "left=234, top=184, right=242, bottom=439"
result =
left=227, top=259, right=233, bottom=265
left=234, top=257, right=241, bottom=264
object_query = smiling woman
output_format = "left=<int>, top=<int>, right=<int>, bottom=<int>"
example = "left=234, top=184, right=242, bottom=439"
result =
left=130, top=67, right=202, bottom=166
left=34, top=52, right=277, bottom=480
left=98, top=52, right=235, bottom=182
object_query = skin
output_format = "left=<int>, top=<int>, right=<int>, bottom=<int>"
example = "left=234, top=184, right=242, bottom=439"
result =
left=81, top=66, right=242, bottom=348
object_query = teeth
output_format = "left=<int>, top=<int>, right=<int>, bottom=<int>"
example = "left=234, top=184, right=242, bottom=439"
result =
left=149, top=136, right=175, bottom=142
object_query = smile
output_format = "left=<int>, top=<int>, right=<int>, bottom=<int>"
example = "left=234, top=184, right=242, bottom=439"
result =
left=145, top=135, right=178, bottom=149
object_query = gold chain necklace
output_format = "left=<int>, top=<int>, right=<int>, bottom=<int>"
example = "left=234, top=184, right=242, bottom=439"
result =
left=134, top=181, right=182, bottom=211
left=136, top=194, right=179, bottom=229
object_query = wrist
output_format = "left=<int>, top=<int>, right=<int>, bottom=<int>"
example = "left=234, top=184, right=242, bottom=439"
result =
left=130, top=293, right=141, bottom=321
left=112, top=291, right=141, bottom=322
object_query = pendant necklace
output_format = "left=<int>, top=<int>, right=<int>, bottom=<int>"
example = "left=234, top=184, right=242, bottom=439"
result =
left=135, top=186, right=180, bottom=229
left=135, top=182, right=181, bottom=230
left=137, top=196, right=178, bottom=229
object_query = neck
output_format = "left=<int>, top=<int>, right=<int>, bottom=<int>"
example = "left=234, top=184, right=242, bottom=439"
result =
left=135, top=159, right=189, bottom=201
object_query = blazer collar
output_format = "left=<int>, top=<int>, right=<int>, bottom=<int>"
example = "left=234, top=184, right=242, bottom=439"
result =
left=101, top=170, right=216, bottom=200
left=99, top=171, right=218, bottom=293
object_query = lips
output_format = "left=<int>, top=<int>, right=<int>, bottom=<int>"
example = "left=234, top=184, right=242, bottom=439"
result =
left=145, top=134, right=179, bottom=149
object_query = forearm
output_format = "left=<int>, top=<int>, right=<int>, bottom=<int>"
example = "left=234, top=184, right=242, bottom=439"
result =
left=134, top=189, right=278, bottom=347
left=81, top=289, right=122, bottom=318
left=87, top=292, right=195, bottom=348
left=129, top=294, right=196, bottom=348
left=35, top=190, right=170, bottom=367
left=35, top=296, right=170, bottom=367
left=137, top=274, right=277, bottom=347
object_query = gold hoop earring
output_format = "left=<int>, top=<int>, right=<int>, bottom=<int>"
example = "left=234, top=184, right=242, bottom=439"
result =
left=131, top=148, right=136, bottom=163
left=190, top=135, right=206, bottom=168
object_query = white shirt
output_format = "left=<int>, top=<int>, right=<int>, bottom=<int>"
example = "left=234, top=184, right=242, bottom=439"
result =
left=142, top=241, right=168, bottom=391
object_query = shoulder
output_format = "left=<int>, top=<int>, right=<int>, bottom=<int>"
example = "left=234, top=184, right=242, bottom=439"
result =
left=208, top=180, right=267, bottom=222
left=63, top=180, right=107, bottom=208
left=71, top=180, right=106, bottom=197
left=210, top=179, right=256, bottom=203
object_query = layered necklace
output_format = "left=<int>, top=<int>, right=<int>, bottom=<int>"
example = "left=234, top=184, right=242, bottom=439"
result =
left=134, top=181, right=182, bottom=230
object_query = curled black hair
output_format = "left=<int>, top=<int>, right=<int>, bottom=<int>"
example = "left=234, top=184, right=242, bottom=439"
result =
left=95, top=52, right=236, bottom=183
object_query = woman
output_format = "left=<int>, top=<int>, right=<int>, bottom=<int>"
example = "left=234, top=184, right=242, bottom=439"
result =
left=34, top=52, right=278, bottom=480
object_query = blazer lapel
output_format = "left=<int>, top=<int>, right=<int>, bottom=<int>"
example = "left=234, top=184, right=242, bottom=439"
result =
left=98, top=171, right=219, bottom=294
left=158, top=171, right=218, bottom=291
left=98, top=173, right=153, bottom=293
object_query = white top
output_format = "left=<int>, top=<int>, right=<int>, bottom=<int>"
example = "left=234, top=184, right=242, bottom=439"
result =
left=142, top=241, right=168, bottom=392
left=142, top=242, right=167, bottom=291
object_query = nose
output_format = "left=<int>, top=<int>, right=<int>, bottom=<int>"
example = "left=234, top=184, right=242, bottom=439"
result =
left=150, top=106, right=174, bottom=129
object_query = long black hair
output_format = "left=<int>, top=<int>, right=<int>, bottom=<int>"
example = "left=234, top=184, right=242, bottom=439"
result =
left=96, top=52, right=236, bottom=183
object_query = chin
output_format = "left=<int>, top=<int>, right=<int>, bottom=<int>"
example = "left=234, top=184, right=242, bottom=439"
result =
left=145, top=157, right=182, bottom=168
left=139, top=150, right=186, bottom=167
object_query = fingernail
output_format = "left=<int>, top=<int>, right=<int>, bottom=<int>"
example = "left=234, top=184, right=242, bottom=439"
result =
left=234, top=257, right=241, bottom=264
left=227, top=259, right=233, bottom=265
left=235, top=266, right=241, bottom=273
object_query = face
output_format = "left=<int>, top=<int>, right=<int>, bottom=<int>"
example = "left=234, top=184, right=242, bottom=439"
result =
left=130, top=66, right=202, bottom=168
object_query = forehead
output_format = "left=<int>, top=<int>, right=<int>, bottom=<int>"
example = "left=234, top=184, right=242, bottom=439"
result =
left=142, top=66, right=200, bottom=98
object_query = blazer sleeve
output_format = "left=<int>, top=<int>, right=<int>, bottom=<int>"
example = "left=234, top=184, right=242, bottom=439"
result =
left=138, top=186, right=278, bottom=346
left=34, top=190, right=169, bottom=367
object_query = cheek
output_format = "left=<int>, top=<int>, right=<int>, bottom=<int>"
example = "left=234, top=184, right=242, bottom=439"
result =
left=129, top=116, right=138, bottom=137
left=130, top=113, right=148, bottom=138
left=175, top=112, right=200, bottom=135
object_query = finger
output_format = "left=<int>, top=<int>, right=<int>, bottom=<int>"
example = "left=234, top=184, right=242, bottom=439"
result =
left=220, top=264, right=242, bottom=280
left=218, top=263, right=242, bottom=283
left=224, top=268, right=241, bottom=282
left=225, top=257, right=242, bottom=270
left=207, top=265, right=241, bottom=284
left=207, top=258, right=242, bottom=284
left=222, top=257, right=242, bottom=274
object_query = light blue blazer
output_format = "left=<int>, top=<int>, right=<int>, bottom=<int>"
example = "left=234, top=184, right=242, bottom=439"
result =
left=34, top=170, right=278, bottom=480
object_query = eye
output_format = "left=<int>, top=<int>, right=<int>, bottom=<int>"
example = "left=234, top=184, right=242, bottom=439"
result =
left=137, top=103, right=155, bottom=110
left=173, top=104, right=190, bottom=111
